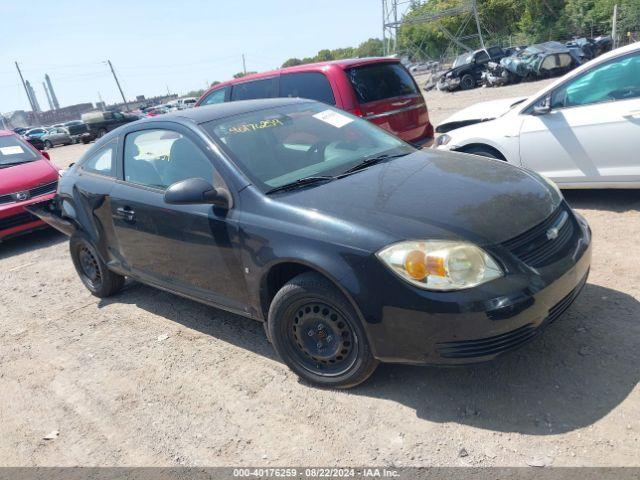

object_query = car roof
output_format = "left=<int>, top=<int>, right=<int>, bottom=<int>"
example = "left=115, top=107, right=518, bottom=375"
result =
left=144, top=97, right=313, bottom=125
left=203, top=56, right=401, bottom=91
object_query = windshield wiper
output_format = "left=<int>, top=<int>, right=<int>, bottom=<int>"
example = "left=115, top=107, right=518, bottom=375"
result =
left=338, top=152, right=412, bottom=177
left=265, top=176, right=335, bottom=195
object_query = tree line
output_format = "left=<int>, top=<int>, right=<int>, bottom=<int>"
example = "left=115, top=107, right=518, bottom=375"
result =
left=398, top=0, right=640, bottom=60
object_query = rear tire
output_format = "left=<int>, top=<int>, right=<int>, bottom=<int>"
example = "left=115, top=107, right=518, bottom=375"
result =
left=267, top=272, right=378, bottom=389
left=44, top=140, right=53, bottom=149
left=70, top=232, right=124, bottom=298
left=460, top=74, right=476, bottom=90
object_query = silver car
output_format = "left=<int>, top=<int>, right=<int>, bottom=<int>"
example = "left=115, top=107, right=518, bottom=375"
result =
left=42, top=127, right=74, bottom=149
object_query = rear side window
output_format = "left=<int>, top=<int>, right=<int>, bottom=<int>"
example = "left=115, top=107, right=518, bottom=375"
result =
left=200, top=87, right=228, bottom=105
left=81, top=143, right=115, bottom=177
left=346, top=63, right=418, bottom=104
left=279, top=72, right=335, bottom=105
left=231, top=78, right=277, bottom=101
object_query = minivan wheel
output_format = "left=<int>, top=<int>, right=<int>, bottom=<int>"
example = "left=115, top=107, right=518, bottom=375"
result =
left=268, top=272, right=378, bottom=388
left=44, top=140, right=53, bottom=149
left=70, top=232, right=124, bottom=298
left=460, top=74, right=475, bottom=90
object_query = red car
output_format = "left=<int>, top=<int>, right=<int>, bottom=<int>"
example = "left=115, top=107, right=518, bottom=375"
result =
left=0, top=130, right=59, bottom=242
left=196, top=58, right=434, bottom=147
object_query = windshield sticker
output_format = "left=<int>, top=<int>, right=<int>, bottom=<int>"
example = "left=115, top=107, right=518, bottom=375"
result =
left=312, top=109, right=353, bottom=128
left=227, top=118, right=284, bottom=135
left=0, top=146, right=25, bottom=155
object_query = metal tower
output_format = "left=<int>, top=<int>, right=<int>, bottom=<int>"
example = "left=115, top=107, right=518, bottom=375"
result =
left=382, top=0, right=486, bottom=58
left=45, top=74, right=60, bottom=109
left=43, top=82, right=54, bottom=111
left=25, top=80, right=41, bottom=113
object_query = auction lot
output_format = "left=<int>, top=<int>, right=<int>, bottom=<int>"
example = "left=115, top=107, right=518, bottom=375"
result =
left=1, top=80, right=639, bottom=467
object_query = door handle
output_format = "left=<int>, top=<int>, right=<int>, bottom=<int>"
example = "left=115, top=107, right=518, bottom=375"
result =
left=116, top=206, right=136, bottom=222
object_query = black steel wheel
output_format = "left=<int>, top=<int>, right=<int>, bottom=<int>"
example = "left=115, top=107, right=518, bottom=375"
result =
left=70, top=232, right=124, bottom=297
left=268, top=272, right=378, bottom=388
left=460, top=73, right=476, bottom=90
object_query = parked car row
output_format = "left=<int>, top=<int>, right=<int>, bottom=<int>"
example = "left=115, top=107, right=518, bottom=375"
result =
left=435, top=42, right=640, bottom=188
left=431, top=36, right=613, bottom=92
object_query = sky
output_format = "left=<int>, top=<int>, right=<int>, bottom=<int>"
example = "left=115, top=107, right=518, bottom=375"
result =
left=1, top=0, right=382, bottom=113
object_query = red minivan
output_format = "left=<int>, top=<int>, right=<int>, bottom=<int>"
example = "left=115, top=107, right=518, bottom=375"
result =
left=196, top=58, right=434, bottom=146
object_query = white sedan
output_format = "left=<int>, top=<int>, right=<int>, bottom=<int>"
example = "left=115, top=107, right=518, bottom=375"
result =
left=434, top=42, right=640, bottom=188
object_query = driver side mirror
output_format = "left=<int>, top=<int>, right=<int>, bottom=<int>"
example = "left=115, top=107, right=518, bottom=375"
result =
left=533, top=96, right=552, bottom=115
left=164, top=178, right=232, bottom=209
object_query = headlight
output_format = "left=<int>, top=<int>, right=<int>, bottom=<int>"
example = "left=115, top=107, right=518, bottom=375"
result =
left=377, top=241, right=503, bottom=291
left=435, top=134, right=451, bottom=146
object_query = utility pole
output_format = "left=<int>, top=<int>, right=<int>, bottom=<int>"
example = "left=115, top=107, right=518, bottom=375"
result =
left=15, top=62, right=36, bottom=112
left=472, top=0, right=485, bottom=50
left=106, top=59, right=129, bottom=111
left=611, top=4, right=618, bottom=49
left=382, top=0, right=387, bottom=55
left=43, top=81, right=54, bottom=111
left=242, top=54, right=247, bottom=75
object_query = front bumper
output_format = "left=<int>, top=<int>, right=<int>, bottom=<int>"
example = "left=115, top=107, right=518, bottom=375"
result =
left=354, top=210, right=592, bottom=365
left=0, top=193, right=56, bottom=241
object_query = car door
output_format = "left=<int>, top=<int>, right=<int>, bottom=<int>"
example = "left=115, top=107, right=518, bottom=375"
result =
left=519, top=50, right=640, bottom=184
left=109, top=123, right=249, bottom=313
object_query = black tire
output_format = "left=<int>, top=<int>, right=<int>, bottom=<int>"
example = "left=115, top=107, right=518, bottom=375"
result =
left=44, top=140, right=53, bottom=149
left=461, top=145, right=503, bottom=160
left=460, top=74, right=476, bottom=90
left=70, top=232, right=124, bottom=298
left=267, top=272, right=378, bottom=388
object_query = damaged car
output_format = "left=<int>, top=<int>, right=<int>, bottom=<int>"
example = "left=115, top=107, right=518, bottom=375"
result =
left=437, top=46, right=506, bottom=91
left=499, top=42, right=580, bottom=80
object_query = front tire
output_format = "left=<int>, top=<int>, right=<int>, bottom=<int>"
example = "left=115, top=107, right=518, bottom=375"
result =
left=267, top=272, right=378, bottom=388
left=460, top=145, right=503, bottom=159
left=70, top=232, right=124, bottom=298
left=460, top=74, right=475, bottom=90
left=44, top=140, right=53, bottom=149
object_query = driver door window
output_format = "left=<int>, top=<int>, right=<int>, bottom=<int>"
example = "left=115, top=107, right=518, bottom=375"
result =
left=551, top=52, right=640, bottom=109
left=123, top=129, right=214, bottom=189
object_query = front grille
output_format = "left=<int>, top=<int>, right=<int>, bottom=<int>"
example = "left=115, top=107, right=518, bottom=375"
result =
left=437, top=323, right=538, bottom=359
left=0, top=212, right=40, bottom=230
left=29, top=181, right=58, bottom=198
left=0, top=181, right=57, bottom=206
left=436, top=272, right=588, bottom=359
left=502, top=203, right=576, bottom=268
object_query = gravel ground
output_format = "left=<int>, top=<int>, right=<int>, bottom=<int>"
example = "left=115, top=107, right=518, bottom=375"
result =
left=1, top=83, right=639, bottom=467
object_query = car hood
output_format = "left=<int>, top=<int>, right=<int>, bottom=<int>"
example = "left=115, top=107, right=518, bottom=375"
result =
left=277, top=150, right=560, bottom=247
left=0, top=159, right=58, bottom=196
left=436, top=96, right=527, bottom=133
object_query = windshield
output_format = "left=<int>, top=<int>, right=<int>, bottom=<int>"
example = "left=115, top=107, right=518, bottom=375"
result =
left=346, top=63, right=418, bottom=104
left=0, top=135, right=39, bottom=167
left=202, top=102, right=414, bottom=191
left=453, top=53, right=473, bottom=68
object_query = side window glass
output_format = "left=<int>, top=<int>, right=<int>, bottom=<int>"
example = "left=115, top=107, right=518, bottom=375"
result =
left=279, top=72, right=336, bottom=105
left=231, top=79, right=277, bottom=101
left=123, top=129, right=214, bottom=189
left=81, top=143, right=116, bottom=177
left=551, top=53, right=640, bottom=109
left=475, top=51, right=489, bottom=64
left=201, top=88, right=228, bottom=105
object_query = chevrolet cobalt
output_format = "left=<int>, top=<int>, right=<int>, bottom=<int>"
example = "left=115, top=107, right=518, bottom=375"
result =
left=28, top=98, right=591, bottom=388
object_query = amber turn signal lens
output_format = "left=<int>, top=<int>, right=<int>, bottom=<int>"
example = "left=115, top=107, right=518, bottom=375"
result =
left=404, top=250, right=428, bottom=280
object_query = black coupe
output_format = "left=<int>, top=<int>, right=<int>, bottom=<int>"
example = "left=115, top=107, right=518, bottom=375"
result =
left=28, top=98, right=591, bottom=388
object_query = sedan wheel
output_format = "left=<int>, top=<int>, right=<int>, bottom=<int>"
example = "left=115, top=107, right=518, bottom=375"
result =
left=70, top=233, right=125, bottom=298
left=268, top=272, right=378, bottom=388
left=44, top=140, right=53, bottom=149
